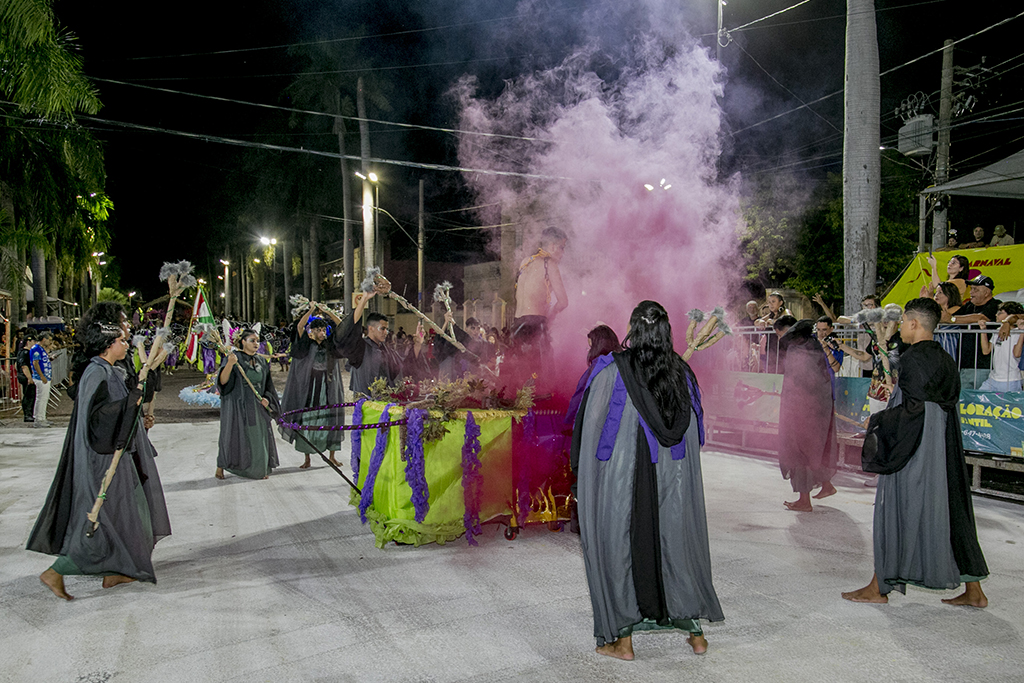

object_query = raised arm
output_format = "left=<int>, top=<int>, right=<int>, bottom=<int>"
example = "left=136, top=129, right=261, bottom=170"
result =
left=297, top=303, right=315, bottom=339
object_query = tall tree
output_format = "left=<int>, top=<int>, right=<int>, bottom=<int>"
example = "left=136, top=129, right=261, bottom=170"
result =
left=843, top=0, right=881, bottom=312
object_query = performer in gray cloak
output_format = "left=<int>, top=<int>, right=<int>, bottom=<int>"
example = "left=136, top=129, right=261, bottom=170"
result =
left=216, top=328, right=281, bottom=480
left=570, top=300, right=723, bottom=660
left=28, top=317, right=171, bottom=600
left=278, top=303, right=346, bottom=468
left=843, top=298, right=989, bottom=607
left=336, top=290, right=404, bottom=396
left=774, top=317, right=838, bottom=511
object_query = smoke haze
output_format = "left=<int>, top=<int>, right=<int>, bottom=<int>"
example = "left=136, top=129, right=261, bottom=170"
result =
left=451, top=7, right=743, bottom=392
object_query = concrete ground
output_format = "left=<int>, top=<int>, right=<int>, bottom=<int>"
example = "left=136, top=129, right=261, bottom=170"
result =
left=2, top=418, right=1023, bottom=683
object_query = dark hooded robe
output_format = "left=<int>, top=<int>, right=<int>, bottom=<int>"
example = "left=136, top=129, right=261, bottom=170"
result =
left=26, top=357, right=171, bottom=582
left=570, top=351, right=724, bottom=646
left=278, top=329, right=346, bottom=454
left=777, top=320, right=838, bottom=493
left=336, top=312, right=404, bottom=397
left=861, top=340, right=988, bottom=595
left=217, top=352, right=281, bottom=479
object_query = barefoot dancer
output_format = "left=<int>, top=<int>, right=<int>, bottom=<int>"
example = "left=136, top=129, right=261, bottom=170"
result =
left=27, top=309, right=171, bottom=600
left=775, top=317, right=838, bottom=512
left=571, top=301, right=723, bottom=660
left=843, top=298, right=989, bottom=607
left=279, top=304, right=346, bottom=468
left=215, top=329, right=280, bottom=480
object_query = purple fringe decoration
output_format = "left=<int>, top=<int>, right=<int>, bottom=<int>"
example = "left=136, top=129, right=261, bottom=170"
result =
left=404, top=408, right=430, bottom=523
left=359, top=403, right=396, bottom=523
left=516, top=409, right=536, bottom=526
left=202, top=346, right=216, bottom=374
left=351, top=398, right=367, bottom=485
left=462, top=411, right=484, bottom=546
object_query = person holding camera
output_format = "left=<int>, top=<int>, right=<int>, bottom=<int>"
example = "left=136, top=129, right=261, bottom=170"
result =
left=815, top=316, right=844, bottom=375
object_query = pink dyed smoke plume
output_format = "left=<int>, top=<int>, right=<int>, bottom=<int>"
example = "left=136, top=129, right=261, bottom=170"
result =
left=452, top=34, right=744, bottom=394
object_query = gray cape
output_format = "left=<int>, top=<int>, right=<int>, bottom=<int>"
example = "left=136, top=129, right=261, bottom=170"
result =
left=26, top=357, right=171, bottom=582
left=277, top=331, right=346, bottom=450
left=217, top=353, right=281, bottom=477
left=573, top=361, right=724, bottom=645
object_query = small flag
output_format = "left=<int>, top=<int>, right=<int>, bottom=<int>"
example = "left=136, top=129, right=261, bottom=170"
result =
left=185, top=287, right=215, bottom=365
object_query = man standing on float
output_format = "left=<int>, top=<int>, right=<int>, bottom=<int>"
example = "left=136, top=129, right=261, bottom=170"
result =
left=510, top=227, right=569, bottom=371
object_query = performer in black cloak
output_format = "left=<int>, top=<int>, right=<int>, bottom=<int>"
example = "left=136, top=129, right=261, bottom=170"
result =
left=336, top=290, right=404, bottom=396
left=571, top=300, right=723, bottom=660
left=843, top=298, right=989, bottom=607
left=774, top=317, right=838, bottom=512
left=215, top=328, right=281, bottom=480
left=28, top=317, right=171, bottom=600
left=278, top=303, right=346, bottom=468
left=434, top=313, right=494, bottom=380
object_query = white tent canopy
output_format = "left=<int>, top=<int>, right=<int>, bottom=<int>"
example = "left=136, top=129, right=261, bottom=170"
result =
left=922, top=147, right=1024, bottom=199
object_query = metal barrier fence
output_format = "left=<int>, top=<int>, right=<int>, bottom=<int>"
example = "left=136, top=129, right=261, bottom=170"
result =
left=0, top=347, right=70, bottom=416
left=712, top=325, right=1023, bottom=389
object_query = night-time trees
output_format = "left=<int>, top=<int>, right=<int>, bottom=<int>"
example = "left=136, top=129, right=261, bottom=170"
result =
left=0, top=0, right=107, bottom=321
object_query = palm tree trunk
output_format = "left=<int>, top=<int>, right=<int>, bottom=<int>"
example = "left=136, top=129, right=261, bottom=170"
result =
left=30, top=245, right=46, bottom=317
left=310, top=218, right=321, bottom=301
left=843, top=0, right=881, bottom=312
left=302, top=235, right=311, bottom=299
left=334, top=89, right=354, bottom=310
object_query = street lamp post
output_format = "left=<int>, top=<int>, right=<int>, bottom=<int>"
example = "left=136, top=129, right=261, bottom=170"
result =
left=355, top=171, right=378, bottom=273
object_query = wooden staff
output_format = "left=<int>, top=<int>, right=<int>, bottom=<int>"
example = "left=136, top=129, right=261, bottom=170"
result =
left=367, top=271, right=474, bottom=355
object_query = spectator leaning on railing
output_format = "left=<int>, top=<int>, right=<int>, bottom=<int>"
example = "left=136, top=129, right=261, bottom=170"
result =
left=945, top=275, right=1001, bottom=391
left=977, top=302, right=1024, bottom=393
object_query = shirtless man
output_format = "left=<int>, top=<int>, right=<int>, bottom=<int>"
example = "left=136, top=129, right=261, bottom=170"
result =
left=511, top=227, right=568, bottom=354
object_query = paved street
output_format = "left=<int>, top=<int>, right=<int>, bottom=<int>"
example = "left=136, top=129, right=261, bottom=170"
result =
left=2, top=420, right=1023, bottom=683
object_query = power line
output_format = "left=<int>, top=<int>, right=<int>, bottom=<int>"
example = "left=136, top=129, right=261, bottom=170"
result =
left=729, top=8, right=1024, bottom=137
left=90, top=77, right=554, bottom=143
left=120, top=2, right=595, bottom=61
left=76, top=114, right=572, bottom=181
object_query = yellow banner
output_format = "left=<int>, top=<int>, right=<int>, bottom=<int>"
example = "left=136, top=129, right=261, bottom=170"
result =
left=883, top=244, right=1024, bottom=308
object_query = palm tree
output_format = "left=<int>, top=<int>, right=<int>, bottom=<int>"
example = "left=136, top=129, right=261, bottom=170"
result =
left=0, top=0, right=105, bottom=321
left=843, top=0, right=881, bottom=311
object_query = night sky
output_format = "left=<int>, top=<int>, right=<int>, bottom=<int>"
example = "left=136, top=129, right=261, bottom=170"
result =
left=51, top=0, right=1024, bottom=299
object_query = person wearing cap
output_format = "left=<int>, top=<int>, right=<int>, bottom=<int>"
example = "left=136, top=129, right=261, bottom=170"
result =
left=945, top=275, right=1001, bottom=390
left=990, top=224, right=1014, bottom=247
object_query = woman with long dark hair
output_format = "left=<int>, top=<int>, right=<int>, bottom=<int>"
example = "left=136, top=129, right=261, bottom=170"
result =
left=216, top=328, right=280, bottom=480
left=571, top=301, right=723, bottom=660
left=28, top=310, right=171, bottom=599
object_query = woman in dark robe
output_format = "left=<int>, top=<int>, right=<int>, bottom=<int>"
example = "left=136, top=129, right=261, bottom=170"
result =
left=28, top=315, right=171, bottom=600
left=776, top=318, right=838, bottom=511
left=571, top=301, right=723, bottom=660
left=215, top=328, right=281, bottom=480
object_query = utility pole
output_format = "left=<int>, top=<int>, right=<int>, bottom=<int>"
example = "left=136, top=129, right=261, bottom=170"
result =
left=418, top=179, right=425, bottom=309
left=933, top=39, right=954, bottom=249
left=357, top=77, right=375, bottom=274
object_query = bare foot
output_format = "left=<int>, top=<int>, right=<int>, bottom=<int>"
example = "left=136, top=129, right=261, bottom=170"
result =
left=784, top=500, right=813, bottom=512
left=329, top=457, right=342, bottom=467
left=813, top=482, right=837, bottom=499
left=40, top=568, right=73, bottom=600
left=102, top=574, right=137, bottom=589
left=596, top=635, right=634, bottom=661
left=842, top=575, right=888, bottom=603
left=942, top=582, right=988, bottom=608
left=215, top=468, right=225, bottom=480
left=299, top=456, right=311, bottom=469
left=687, top=634, right=708, bottom=655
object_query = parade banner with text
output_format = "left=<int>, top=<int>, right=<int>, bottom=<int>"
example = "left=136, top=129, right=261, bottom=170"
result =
left=959, top=390, right=1024, bottom=459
